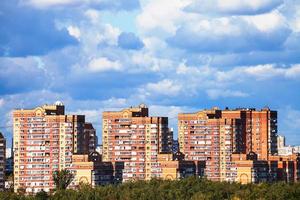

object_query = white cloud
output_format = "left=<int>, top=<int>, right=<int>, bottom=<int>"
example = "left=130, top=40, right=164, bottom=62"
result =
left=69, top=20, right=120, bottom=58
left=137, top=0, right=190, bottom=36
left=21, top=0, right=82, bottom=8
left=67, top=25, right=81, bottom=40
left=143, top=79, right=182, bottom=96
left=71, top=109, right=102, bottom=124
left=285, top=64, right=300, bottom=78
left=186, top=0, right=283, bottom=15
left=102, top=97, right=128, bottom=108
left=138, top=1, right=289, bottom=53
left=206, top=89, right=249, bottom=99
left=242, top=64, right=285, bottom=79
left=243, top=11, right=286, bottom=32
left=84, top=9, right=101, bottom=24
left=142, top=37, right=168, bottom=54
left=88, top=57, right=121, bottom=72
left=168, top=11, right=290, bottom=53
left=218, top=0, right=282, bottom=13
left=131, top=52, right=173, bottom=72
left=102, top=24, right=121, bottom=46
left=21, top=0, right=140, bottom=11
left=216, top=64, right=300, bottom=82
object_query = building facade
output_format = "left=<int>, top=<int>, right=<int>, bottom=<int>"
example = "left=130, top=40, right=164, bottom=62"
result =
left=69, top=154, right=93, bottom=188
left=178, top=107, right=278, bottom=182
left=221, top=108, right=278, bottom=160
left=12, top=102, right=93, bottom=193
left=102, top=104, right=172, bottom=181
left=78, top=123, right=97, bottom=154
left=178, top=108, right=241, bottom=181
left=0, top=132, right=6, bottom=191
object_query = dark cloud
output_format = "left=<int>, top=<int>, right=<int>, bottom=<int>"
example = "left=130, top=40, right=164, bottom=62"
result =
left=0, top=0, right=77, bottom=57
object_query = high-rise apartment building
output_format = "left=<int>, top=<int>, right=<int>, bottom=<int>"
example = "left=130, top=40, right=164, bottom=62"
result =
left=178, top=108, right=241, bottom=181
left=13, top=102, right=92, bottom=193
left=78, top=123, right=97, bottom=154
left=222, top=108, right=278, bottom=160
left=178, top=107, right=278, bottom=181
left=0, top=132, right=6, bottom=191
left=102, top=104, right=172, bottom=181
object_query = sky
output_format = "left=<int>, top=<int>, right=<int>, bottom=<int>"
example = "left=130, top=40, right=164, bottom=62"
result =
left=1, top=0, right=300, bottom=147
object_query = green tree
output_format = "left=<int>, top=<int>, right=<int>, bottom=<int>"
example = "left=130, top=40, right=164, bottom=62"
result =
left=52, top=170, right=74, bottom=190
left=35, top=190, right=49, bottom=200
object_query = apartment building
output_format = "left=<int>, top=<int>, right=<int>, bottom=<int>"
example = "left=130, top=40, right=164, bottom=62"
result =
left=0, top=132, right=5, bottom=191
left=222, top=107, right=278, bottom=160
left=178, top=107, right=241, bottom=181
left=78, top=123, right=97, bottom=154
left=102, top=104, right=172, bottom=181
left=13, top=102, right=92, bottom=193
left=69, top=154, right=93, bottom=188
left=269, top=154, right=300, bottom=182
left=158, top=153, right=196, bottom=180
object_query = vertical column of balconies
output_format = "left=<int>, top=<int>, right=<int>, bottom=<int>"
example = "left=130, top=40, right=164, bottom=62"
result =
left=13, top=115, right=20, bottom=192
left=102, top=119, right=109, bottom=161
left=145, top=124, right=151, bottom=180
left=219, top=124, right=226, bottom=181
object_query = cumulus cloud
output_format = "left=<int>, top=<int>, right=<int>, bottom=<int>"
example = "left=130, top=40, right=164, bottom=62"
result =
left=285, top=64, right=300, bottom=78
left=21, top=0, right=140, bottom=11
left=137, top=0, right=190, bottom=36
left=2, top=0, right=300, bottom=147
left=143, top=79, right=182, bottom=96
left=0, top=90, right=131, bottom=145
left=0, top=0, right=77, bottom=57
left=131, top=52, right=173, bottom=72
left=67, top=25, right=81, bottom=40
left=186, top=0, right=283, bottom=15
left=21, top=0, right=75, bottom=8
left=216, top=64, right=300, bottom=82
left=84, top=9, right=101, bottom=24
left=88, top=57, right=122, bottom=72
left=167, top=11, right=290, bottom=53
left=206, top=89, right=249, bottom=99
left=0, top=57, right=49, bottom=94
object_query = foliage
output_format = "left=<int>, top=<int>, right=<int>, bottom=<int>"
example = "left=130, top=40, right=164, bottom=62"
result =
left=1, top=177, right=300, bottom=200
left=52, top=170, right=75, bottom=190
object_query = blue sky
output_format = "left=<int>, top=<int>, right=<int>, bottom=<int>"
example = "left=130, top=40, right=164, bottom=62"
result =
left=1, top=0, right=300, bottom=147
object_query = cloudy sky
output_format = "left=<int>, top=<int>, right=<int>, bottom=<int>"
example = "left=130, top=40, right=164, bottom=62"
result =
left=1, top=0, right=300, bottom=147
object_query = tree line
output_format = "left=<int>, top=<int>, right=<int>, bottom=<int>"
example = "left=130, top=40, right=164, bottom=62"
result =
left=1, top=171, right=300, bottom=200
